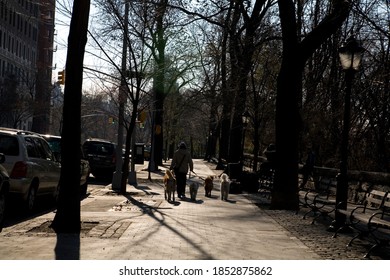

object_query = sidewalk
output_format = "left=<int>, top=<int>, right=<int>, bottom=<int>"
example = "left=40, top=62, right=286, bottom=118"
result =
left=0, top=159, right=371, bottom=260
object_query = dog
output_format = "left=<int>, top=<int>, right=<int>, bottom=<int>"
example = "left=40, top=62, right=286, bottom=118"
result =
left=189, top=181, right=200, bottom=202
left=163, top=169, right=176, bottom=202
left=204, top=176, right=214, bottom=197
left=220, top=173, right=230, bottom=201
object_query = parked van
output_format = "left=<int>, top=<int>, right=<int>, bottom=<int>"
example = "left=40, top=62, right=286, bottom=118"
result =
left=0, top=128, right=61, bottom=211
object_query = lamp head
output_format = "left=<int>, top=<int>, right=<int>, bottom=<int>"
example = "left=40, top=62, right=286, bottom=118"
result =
left=242, top=111, right=250, bottom=125
left=338, top=36, right=365, bottom=70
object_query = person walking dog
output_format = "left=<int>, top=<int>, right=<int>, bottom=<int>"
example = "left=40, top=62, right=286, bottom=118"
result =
left=171, top=142, right=193, bottom=199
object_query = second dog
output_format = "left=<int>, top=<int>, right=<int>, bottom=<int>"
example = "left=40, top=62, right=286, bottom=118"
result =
left=189, top=181, right=200, bottom=201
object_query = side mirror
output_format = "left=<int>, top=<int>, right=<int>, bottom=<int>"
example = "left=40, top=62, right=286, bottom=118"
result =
left=0, top=153, right=5, bottom=164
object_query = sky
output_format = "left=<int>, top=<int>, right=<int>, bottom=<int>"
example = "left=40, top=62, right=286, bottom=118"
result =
left=53, top=0, right=100, bottom=88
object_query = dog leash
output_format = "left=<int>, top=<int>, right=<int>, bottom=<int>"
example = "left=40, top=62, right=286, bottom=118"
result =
left=189, top=171, right=203, bottom=180
left=189, top=171, right=210, bottom=181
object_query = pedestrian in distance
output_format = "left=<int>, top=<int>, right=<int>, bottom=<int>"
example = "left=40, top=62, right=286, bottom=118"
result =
left=170, top=142, right=194, bottom=199
left=299, top=147, right=316, bottom=189
left=259, top=143, right=276, bottom=177
left=264, top=143, right=276, bottom=165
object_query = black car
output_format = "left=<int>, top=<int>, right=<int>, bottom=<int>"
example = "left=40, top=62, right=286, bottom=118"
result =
left=82, top=138, right=117, bottom=179
left=0, top=153, right=10, bottom=231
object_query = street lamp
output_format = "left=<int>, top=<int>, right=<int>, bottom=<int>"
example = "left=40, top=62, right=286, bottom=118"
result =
left=242, top=111, right=250, bottom=127
left=241, top=111, right=250, bottom=163
left=330, top=35, right=364, bottom=231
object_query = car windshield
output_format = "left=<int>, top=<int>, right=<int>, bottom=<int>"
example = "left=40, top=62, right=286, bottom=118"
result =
left=0, top=135, right=19, bottom=156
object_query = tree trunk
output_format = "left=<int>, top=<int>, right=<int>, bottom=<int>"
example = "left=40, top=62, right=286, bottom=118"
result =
left=51, top=0, right=90, bottom=233
left=272, top=55, right=301, bottom=210
left=272, top=0, right=350, bottom=210
left=151, top=0, right=168, bottom=169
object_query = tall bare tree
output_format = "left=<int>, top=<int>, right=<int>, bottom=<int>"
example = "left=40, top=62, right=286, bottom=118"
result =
left=272, top=0, right=351, bottom=210
left=225, top=0, right=274, bottom=163
left=51, top=0, right=91, bottom=233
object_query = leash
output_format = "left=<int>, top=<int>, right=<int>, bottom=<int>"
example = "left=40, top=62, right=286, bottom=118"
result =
left=189, top=171, right=206, bottom=181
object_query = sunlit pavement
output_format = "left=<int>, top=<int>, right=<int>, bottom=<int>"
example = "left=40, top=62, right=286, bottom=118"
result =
left=1, top=159, right=387, bottom=260
left=0, top=159, right=321, bottom=260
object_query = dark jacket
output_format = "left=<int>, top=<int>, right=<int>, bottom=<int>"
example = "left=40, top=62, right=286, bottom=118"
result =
left=171, top=148, right=193, bottom=174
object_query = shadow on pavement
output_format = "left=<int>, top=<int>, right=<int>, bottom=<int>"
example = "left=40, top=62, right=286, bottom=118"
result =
left=121, top=192, right=215, bottom=259
left=3, top=177, right=98, bottom=229
left=55, top=233, right=80, bottom=260
left=2, top=195, right=57, bottom=229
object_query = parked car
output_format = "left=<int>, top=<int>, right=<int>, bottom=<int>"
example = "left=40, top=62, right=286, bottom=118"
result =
left=82, top=138, right=117, bottom=179
left=0, top=153, right=10, bottom=230
left=42, top=135, right=90, bottom=196
left=0, top=128, right=61, bottom=211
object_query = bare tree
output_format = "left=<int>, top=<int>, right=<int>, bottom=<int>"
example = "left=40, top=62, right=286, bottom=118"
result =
left=272, top=0, right=350, bottom=210
left=247, top=35, right=280, bottom=171
left=51, top=0, right=91, bottom=234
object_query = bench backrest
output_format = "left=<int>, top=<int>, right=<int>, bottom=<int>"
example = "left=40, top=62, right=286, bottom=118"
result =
left=382, top=193, right=390, bottom=210
left=363, top=189, right=388, bottom=212
left=317, top=177, right=337, bottom=198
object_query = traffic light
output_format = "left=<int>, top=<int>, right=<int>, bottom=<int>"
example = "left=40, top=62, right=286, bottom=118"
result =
left=138, top=110, right=147, bottom=123
left=57, top=70, right=65, bottom=85
left=138, top=110, right=147, bottom=128
left=108, top=117, right=115, bottom=124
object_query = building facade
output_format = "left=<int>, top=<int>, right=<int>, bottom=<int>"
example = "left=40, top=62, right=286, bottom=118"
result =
left=0, top=0, right=55, bottom=132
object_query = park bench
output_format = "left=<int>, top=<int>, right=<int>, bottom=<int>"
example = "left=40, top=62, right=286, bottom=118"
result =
left=301, top=177, right=338, bottom=224
left=257, top=163, right=275, bottom=199
left=333, top=189, right=390, bottom=258
left=297, top=170, right=317, bottom=211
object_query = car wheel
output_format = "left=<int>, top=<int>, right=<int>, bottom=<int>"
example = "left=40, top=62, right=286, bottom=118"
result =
left=26, top=186, right=37, bottom=212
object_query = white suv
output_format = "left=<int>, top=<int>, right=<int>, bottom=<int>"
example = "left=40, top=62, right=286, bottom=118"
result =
left=0, top=128, right=61, bottom=211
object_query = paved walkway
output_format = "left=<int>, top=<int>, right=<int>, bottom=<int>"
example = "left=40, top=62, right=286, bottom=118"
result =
left=0, top=159, right=322, bottom=260
left=0, top=159, right=388, bottom=260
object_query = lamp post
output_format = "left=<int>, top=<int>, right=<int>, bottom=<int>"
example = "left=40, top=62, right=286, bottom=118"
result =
left=241, top=111, right=250, bottom=164
left=331, top=35, right=364, bottom=231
